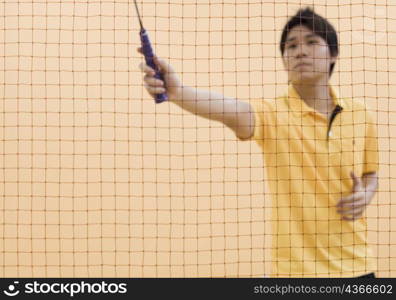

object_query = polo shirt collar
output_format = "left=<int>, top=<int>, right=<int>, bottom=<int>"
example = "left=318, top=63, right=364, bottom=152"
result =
left=287, top=84, right=344, bottom=115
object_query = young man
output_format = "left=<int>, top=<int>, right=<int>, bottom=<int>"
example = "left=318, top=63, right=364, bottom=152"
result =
left=137, top=7, right=379, bottom=277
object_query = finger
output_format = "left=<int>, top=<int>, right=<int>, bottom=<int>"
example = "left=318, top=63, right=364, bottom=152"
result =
left=337, top=199, right=367, bottom=209
left=337, top=191, right=373, bottom=207
left=337, top=205, right=366, bottom=215
left=336, top=191, right=367, bottom=206
left=336, top=194, right=358, bottom=206
left=137, top=47, right=143, bottom=54
left=341, top=208, right=366, bottom=219
left=153, top=56, right=172, bottom=74
left=337, top=206, right=366, bottom=216
left=336, top=195, right=354, bottom=206
left=337, top=204, right=366, bottom=215
left=336, top=194, right=367, bottom=208
left=153, top=56, right=161, bottom=71
left=139, top=62, right=155, bottom=75
left=143, top=75, right=164, bottom=87
left=144, top=83, right=166, bottom=95
left=341, top=212, right=365, bottom=221
left=139, top=62, right=153, bottom=73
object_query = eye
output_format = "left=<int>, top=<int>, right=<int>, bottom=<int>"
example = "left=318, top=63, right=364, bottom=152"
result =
left=288, top=44, right=296, bottom=49
left=308, top=40, right=318, bottom=44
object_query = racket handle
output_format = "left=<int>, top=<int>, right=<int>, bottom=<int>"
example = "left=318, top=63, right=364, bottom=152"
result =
left=140, top=28, right=168, bottom=104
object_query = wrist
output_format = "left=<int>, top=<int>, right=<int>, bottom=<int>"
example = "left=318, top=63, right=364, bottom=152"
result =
left=169, top=85, right=189, bottom=102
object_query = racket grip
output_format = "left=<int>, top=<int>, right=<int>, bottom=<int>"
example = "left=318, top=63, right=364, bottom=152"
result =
left=140, top=28, right=168, bottom=104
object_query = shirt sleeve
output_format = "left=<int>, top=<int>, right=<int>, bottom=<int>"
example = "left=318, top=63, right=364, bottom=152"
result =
left=362, top=109, right=379, bottom=174
left=237, top=99, right=271, bottom=142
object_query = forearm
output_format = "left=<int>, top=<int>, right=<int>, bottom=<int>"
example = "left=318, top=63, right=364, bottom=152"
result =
left=137, top=54, right=253, bottom=138
left=170, top=85, right=251, bottom=131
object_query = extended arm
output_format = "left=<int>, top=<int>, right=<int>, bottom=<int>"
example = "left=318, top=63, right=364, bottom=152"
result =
left=137, top=49, right=255, bottom=140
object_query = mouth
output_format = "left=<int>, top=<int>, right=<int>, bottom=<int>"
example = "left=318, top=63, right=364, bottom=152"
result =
left=294, top=63, right=311, bottom=69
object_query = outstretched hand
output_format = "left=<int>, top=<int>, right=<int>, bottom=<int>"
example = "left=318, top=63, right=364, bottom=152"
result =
left=137, top=47, right=183, bottom=99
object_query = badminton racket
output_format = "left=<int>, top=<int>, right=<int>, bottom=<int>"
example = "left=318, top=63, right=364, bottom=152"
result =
left=133, top=0, right=168, bottom=103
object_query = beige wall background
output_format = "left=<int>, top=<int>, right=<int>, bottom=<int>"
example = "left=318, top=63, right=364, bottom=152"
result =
left=0, top=0, right=395, bottom=277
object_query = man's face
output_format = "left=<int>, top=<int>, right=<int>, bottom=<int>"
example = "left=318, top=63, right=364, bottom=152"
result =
left=282, top=25, right=337, bottom=84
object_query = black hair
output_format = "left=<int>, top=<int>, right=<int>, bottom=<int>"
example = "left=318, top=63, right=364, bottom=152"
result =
left=280, top=7, right=339, bottom=77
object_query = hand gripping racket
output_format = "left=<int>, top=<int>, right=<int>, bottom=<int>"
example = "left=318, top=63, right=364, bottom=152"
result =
left=133, top=0, right=168, bottom=103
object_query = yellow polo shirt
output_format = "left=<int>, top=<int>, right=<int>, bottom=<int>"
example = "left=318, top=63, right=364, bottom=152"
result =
left=242, top=84, right=379, bottom=277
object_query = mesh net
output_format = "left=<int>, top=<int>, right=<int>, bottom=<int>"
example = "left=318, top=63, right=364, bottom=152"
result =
left=0, top=0, right=395, bottom=277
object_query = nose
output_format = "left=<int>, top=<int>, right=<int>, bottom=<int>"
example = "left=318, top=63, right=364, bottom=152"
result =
left=295, top=43, right=309, bottom=58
